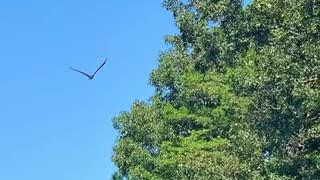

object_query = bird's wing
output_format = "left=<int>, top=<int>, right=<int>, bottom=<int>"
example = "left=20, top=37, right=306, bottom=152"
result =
left=92, top=58, right=107, bottom=76
left=70, top=67, right=92, bottom=78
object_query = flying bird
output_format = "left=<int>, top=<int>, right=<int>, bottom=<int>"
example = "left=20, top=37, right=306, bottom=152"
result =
left=70, top=58, right=107, bottom=80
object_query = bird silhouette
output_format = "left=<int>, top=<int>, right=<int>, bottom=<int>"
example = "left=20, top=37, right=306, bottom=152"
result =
left=70, top=58, right=107, bottom=80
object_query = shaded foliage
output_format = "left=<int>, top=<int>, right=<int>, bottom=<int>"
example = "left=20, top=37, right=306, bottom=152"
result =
left=112, top=0, right=320, bottom=179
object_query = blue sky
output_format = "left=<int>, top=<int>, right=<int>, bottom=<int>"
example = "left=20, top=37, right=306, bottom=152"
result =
left=0, top=0, right=176, bottom=179
left=0, top=0, right=250, bottom=179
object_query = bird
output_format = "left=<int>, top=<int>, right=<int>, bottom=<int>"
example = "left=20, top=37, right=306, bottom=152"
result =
left=70, top=58, right=107, bottom=80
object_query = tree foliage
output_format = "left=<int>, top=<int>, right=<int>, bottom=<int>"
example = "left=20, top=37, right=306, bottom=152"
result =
left=112, top=0, right=320, bottom=179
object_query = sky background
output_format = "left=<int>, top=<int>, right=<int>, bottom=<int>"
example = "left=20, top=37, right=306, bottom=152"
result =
left=0, top=0, right=250, bottom=179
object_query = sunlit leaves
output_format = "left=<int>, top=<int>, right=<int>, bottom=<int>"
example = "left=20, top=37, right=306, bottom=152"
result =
left=112, top=0, right=320, bottom=179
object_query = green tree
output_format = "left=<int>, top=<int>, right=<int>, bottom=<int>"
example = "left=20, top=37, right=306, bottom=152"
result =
left=111, top=171, right=125, bottom=180
left=112, top=0, right=320, bottom=179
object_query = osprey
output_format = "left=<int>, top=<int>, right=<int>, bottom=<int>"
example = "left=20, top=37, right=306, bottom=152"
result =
left=70, top=58, right=107, bottom=80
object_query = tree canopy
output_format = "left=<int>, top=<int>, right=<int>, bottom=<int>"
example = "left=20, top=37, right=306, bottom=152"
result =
left=112, top=0, right=320, bottom=179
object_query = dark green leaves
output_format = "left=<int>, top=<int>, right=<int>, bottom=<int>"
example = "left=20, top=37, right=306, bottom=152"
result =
left=112, top=0, right=320, bottom=179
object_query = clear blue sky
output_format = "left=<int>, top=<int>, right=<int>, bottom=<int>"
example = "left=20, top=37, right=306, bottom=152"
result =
left=0, top=0, right=250, bottom=179
left=0, top=1, right=176, bottom=179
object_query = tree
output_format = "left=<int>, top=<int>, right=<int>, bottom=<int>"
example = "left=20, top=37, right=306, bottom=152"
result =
left=111, top=171, right=125, bottom=180
left=112, top=0, right=320, bottom=179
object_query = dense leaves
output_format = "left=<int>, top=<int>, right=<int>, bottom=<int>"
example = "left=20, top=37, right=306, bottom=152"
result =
left=112, top=0, right=320, bottom=179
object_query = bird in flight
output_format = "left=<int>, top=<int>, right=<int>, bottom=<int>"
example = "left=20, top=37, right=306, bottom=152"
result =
left=70, top=58, right=107, bottom=80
